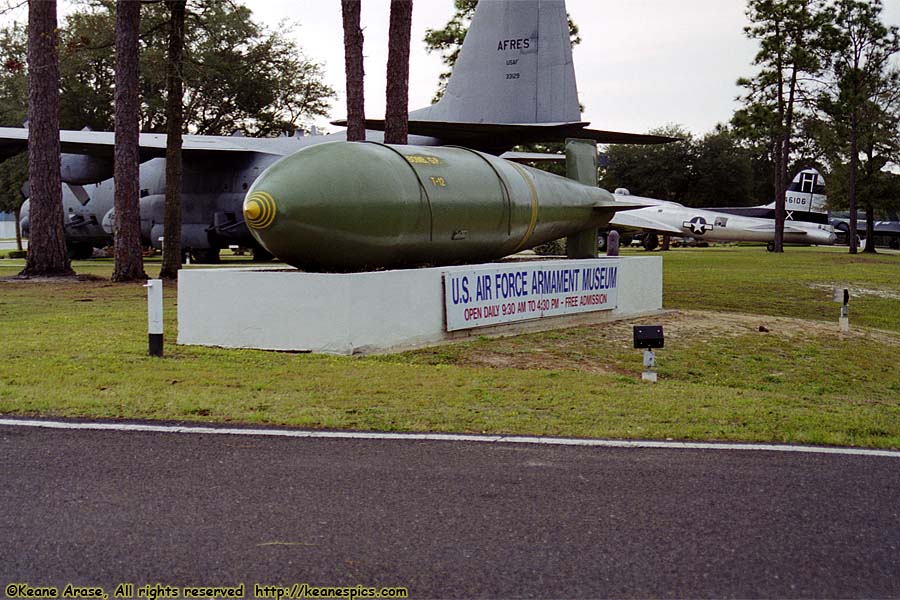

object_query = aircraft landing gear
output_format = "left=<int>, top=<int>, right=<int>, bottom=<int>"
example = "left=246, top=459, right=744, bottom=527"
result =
left=67, top=242, right=94, bottom=260
left=190, top=248, right=220, bottom=264
left=767, top=241, right=775, bottom=252
left=251, top=246, right=274, bottom=262
left=642, top=233, right=659, bottom=251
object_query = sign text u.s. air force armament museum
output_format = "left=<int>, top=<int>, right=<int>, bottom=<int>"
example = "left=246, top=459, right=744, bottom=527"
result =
left=443, top=259, right=620, bottom=331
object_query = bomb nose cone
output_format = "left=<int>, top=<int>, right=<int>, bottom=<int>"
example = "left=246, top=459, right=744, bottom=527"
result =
left=244, top=141, right=428, bottom=271
left=244, top=200, right=259, bottom=220
left=243, top=191, right=277, bottom=230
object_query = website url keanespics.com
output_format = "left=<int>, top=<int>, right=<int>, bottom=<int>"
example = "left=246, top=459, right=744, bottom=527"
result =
left=255, top=583, right=409, bottom=599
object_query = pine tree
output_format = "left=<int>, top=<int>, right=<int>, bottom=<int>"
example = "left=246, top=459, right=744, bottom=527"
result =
left=823, top=0, right=899, bottom=253
left=111, top=0, right=147, bottom=281
left=738, top=0, right=828, bottom=252
left=21, top=0, right=72, bottom=277
left=159, top=0, right=186, bottom=280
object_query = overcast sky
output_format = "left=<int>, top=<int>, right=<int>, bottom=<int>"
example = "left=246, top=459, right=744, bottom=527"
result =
left=255, top=0, right=900, bottom=137
left=5, top=0, right=899, bottom=137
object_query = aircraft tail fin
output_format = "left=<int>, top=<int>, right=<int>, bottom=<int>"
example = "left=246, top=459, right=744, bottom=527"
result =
left=409, top=0, right=580, bottom=124
left=785, top=168, right=827, bottom=213
left=331, top=1, right=679, bottom=151
left=564, top=138, right=599, bottom=258
left=565, top=138, right=598, bottom=186
left=762, top=169, right=827, bottom=213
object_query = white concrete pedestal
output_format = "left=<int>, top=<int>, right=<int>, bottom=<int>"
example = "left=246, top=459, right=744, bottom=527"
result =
left=177, top=257, right=663, bottom=355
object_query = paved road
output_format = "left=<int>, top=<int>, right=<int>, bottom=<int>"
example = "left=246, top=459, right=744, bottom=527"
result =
left=1, top=423, right=898, bottom=599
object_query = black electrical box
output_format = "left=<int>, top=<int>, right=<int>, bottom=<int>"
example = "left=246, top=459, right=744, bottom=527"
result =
left=633, top=325, right=664, bottom=349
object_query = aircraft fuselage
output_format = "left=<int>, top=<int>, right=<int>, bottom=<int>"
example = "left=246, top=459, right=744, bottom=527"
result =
left=610, top=194, right=836, bottom=246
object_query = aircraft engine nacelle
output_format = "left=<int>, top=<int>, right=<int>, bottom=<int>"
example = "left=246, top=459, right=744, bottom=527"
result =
left=101, top=207, right=115, bottom=236
left=140, top=194, right=166, bottom=248
left=139, top=192, right=252, bottom=251
left=60, top=153, right=115, bottom=184
left=18, top=198, right=29, bottom=236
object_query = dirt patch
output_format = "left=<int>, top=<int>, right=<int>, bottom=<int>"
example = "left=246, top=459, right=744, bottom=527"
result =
left=629, top=309, right=891, bottom=341
left=452, top=309, right=900, bottom=373
left=0, top=274, right=105, bottom=283
left=808, top=283, right=900, bottom=301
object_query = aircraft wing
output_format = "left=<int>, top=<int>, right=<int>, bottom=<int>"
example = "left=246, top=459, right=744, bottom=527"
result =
left=500, top=151, right=565, bottom=163
left=610, top=210, right=684, bottom=234
left=601, top=200, right=652, bottom=212
left=331, top=119, right=680, bottom=153
left=0, top=127, right=297, bottom=162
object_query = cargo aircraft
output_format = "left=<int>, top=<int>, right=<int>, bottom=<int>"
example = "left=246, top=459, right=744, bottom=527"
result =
left=3, top=0, right=674, bottom=261
left=607, top=168, right=836, bottom=251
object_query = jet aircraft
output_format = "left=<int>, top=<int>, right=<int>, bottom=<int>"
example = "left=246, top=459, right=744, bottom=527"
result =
left=4, top=0, right=675, bottom=262
left=607, top=169, right=836, bottom=251
left=829, top=212, right=900, bottom=249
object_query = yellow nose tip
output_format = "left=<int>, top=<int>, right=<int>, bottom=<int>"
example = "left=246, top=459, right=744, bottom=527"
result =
left=243, top=191, right=277, bottom=229
left=244, top=201, right=260, bottom=221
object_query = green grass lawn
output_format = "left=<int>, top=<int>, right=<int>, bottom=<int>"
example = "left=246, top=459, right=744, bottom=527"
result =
left=1, top=246, right=899, bottom=448
left=662, top=245, right=900, bottom=330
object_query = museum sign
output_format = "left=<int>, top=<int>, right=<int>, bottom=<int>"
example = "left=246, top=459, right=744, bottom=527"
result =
left=443, top=259, right=620, bottom=331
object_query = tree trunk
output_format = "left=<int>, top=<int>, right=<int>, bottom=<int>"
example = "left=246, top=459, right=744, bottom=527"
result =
left=342, top=0, right=365, bottom=142
left=14, top=204, right=22, bottom=251
left=775, top=62, right=799, bottom=254
left=112, top=0, right=147, bottom=282
left=771, top=22, right=786, bottom=254
left=159, top=0, right=186, bottom=280
left=384, top=0, right=412, bottom=145
left=773, top=134, right=786, bottom=253
left=847, top=110, right=859, bottom=254
left=21, top=0, right=72, bottom=277
left=863, top=205, right=876, bottom=254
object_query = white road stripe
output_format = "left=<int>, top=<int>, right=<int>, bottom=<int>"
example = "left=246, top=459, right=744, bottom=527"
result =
left=1, top=418, right=898, bottom=458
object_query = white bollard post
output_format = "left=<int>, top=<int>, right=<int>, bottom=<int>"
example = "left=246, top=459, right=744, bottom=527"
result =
left=144, top=279, right=164, bottom=356
left=642, top=349, right=657, bottom=383
left=834, top=287, right=850, bottom=332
